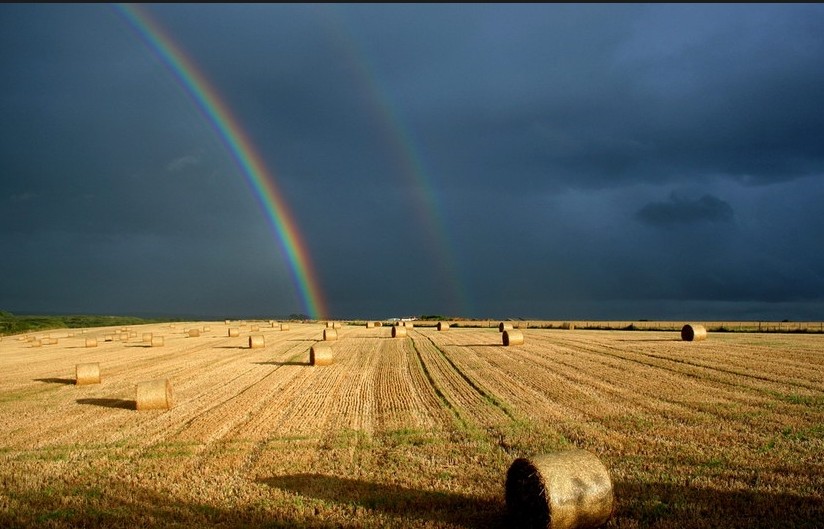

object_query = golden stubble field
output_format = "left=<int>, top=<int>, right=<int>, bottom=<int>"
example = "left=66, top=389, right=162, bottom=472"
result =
left=0, top=322, right=821, bottom=528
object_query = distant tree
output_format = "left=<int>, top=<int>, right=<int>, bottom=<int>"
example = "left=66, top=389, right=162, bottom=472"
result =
left=289, top=313, right=310, bottom=321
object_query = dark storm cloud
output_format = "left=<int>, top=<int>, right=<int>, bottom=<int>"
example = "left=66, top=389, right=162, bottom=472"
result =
left=2, top=4, right=823, bottom=319
left=635, top=193, right=734, bottom=227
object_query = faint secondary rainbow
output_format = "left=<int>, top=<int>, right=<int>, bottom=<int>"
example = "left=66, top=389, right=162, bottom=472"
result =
left=116, top=4, right=327, bottom=319
left=316, top=6, right=472, bottom=316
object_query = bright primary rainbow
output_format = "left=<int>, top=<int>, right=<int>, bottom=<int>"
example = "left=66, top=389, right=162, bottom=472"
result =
left=116, top=4, right=327, bottom=319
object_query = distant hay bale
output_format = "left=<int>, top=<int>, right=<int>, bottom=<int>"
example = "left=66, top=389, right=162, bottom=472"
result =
left=323, top=328, right=338, bottom=341
left=85, top=338, right=98, bottom=348
left=151, top=336, right=164, bottom=347
left=310, top=344, right=333, bottom=366
left=499, top=322, right=514, bottom=332
left=333, top=322, right=341, bottom=329
left=104, top=335, right=114, bottom=342
left=437, top=322, right=450, bottom=331
left=142, top=333, right=153, bottom=343
left=249, top=335, right=265, bottom=349
left=366, top=321, right=375, bottom=328
left=32, top=339, right=42, bottom=348
left=392, top=326, right=408, bottom=338
left=563, top=322, right=575, bottom=331
left=506, top=449, right=615, bottom=529
left=280, top=323, right=290, bottom=331
left=135, top=379, right=174, bottom=411
left=228, top=328, right=239, bottom=337
left=375, top=322, right=382, bottom=327
left=225, top=320, right=230, bottom=325
left=326, top=322, right=334, bottom=328
left=503, top=330, right=524, bottom=346
left=203, top=326, right=211, bottom=332
left=188, top=328, right=200, bottom=338
left=406, top=322, right=414, bottom=329
left=681, top=324, right=707, bottom=342
left=251, top=325, right=259, bottom=332
left=76, top=363, right=101, bottom=385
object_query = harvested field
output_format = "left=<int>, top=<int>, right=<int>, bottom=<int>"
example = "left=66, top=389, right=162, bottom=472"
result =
left=0, top=323, right=821, bottom=528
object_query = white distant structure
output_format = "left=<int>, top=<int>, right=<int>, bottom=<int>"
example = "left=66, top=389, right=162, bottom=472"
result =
left=389, top=316, right=418, bottom=322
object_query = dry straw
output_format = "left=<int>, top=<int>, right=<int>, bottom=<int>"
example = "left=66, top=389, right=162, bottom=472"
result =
left=85, top=338, right=98, bottom=348
left=310, top=343, right=333, bottom=366
left=228, top=328, right=239, bottom=337
left=499, top=322, right=514, bottom=332
left=437, top=322, right=450, bottom=331
left=681, top=324, right=707, bottom=341
left=249, top=335, right=265, bottom=349
left=76, top=363, right=101, bottom=385
left=323, top=328, right=338, bottom=341
left=392, top=326, right=408, bottom=338
left=135, top=379, right=174, bottom=410
left=503, top=330, right=524, bottom=346
left=506, top=449, right=615, bottom=529
left=188, top=328, right=200, bottom=338
left=280, top=323, right=290, bottom=331
left=151, top=336, right=164, bottom=347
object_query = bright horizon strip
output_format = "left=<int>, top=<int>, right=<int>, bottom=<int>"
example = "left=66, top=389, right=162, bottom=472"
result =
left=116, top=4, right=327, bottom=319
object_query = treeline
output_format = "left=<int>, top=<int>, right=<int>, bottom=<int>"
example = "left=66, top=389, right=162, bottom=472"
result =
left=0, top=311, right=171, bottom=336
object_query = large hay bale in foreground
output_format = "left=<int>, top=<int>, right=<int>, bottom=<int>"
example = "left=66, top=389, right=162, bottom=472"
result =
left=136, top=379, right=174, bottom=411
left=503, top=330, right=524, bottom=346
left=499, top=322, right=514, bottom=332
left=249, top=335, right=265, bottom=349
left=85, top=338, right=98, bottom=348
left=151, top=336, right=164, bottom=347
left=76, top=363, right=101, bottom=385
left=323, top=328, right=337, bottom=341
left=228, top=328, right=239, bottom=337
left=437, top=322, right=450, bottom=331
left=681, top=324, right=707, bottom=342
left=392, top=326, right=407, bottom=338
left=310, top=344, right=333, bottom=366
left=506, top=449, right=614, bottom=529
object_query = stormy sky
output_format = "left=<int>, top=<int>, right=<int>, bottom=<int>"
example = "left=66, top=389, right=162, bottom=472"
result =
left=2, top=3, right=823, bottom=321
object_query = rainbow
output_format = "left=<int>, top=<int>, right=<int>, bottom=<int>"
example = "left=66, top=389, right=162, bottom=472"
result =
left=116, top=4, right=327, bottom=319
left=316, top=6, right=472, bottom=316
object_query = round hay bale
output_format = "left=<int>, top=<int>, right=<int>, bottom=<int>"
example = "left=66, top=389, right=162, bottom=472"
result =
left=104, top=334, right=114, bottom=342
left=392, top=325, right=408, bottom=338
left=251, top=325, right=259, bottom=332
left=228, top=328, right=239, bottom=337
left=366, top=321, right=375, bottom=328
left=280, top=323, right=290, bottom=331
left=375, top=321, right=382, bottom=327
left=326, top=321, right=334, bottom=328
left=76, top=363, right=101, bottom=385
left=203, top=326, right=211, bottom=332
left=333, top=322, right=341, bottom=329
left=437, top=322, right=450, bottom=331
left=85, top=338, right=98, bottom=348
left=503, top=330, right=524, bottom=346
left=187, top=328, right=200, bottom=338
left=249, top=335, right=265, bottom=349
left=135, top=379, right=174, bottom=411
left=681, top=324, right=707, bottom=342
left=151, top=336, right=164, bottom=347
left=563, top=322, right=575, bottom=331
left=506, top=449, right=615, bottom=529
left=499, top=322, right=514, bottom=332
left=142, top=333, right=153, bottom=343
left=32, top=339, right=42, bottom=348
left=310, top=343, right=333, bottom=366
left=323, top=328, right=338, bottom=341
left=406, top=322, right=414, bottom=329
left=225, top=320, right=231, bottom=325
